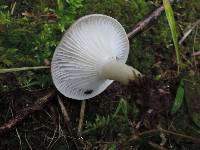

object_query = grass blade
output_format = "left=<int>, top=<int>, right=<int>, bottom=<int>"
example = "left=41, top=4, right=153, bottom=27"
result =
left=163, top=0, right=180, bottom=74
left=171, top=79, right=184, bottom=114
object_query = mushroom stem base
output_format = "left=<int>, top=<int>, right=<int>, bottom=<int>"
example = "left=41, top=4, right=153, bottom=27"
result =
left=101, top=60, right=142, bottom=85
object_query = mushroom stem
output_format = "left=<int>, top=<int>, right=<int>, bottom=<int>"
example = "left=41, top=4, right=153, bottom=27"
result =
left=101, top=60, right=142, bottom=85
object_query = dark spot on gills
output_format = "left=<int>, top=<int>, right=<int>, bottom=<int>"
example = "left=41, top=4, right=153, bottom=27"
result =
left=84, top=89, right=93, bottom=94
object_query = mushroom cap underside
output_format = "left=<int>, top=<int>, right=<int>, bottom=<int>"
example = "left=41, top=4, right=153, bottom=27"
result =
left=51, top=14, right=129, bottom=100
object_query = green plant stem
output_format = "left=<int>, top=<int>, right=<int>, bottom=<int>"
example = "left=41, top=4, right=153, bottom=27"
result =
left=0, top=66, right=50, bottom=74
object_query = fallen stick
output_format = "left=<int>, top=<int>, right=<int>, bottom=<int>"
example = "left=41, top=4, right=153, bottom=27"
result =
left=127, top=5, right=165, bottom=38
left=127, top=0, right=176, bottom=38
left=179, top=19, right=200, bottom=45
left=57, top=96, right=80, bottom=150
left=0, top=66, right=50, bottom=74
left=128, top=128, right=200, bottom=144
left=192, top=51, right=200, bottom=57
left=0, top=89, right=56, bottom=135
left=77, top=101, right=86, bottom=137
left=148, top=141, right=168, bottom=150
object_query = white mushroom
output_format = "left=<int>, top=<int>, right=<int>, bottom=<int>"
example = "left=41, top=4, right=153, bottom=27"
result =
left=51, top=14, right=141, bottom=100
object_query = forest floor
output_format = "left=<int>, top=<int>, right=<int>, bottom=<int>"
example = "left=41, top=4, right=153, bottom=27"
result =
left=0, top=0, right=200, bottom=149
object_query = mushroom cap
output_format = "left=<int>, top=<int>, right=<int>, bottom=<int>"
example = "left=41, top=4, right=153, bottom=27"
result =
left=51, top=14, right=129, bottom=100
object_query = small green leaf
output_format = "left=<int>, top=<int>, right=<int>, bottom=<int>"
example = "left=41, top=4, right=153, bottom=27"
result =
left=113, top=98, right=128, bottom=119
left=171, top=79, right=184, bottom=114
left=154, top=74, right=162, bottom=81
left=108, top=143, right=116, bottom=150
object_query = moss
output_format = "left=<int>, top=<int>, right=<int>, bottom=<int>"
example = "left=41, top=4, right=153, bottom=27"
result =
left=79, top=0, right=152, bottom=31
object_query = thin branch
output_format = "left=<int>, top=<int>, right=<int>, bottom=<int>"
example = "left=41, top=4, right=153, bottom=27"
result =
left=179, top=19, right=200, bottom=45
left=0, top=89, right=56, bottom=135
left=127, top=0, right=176, bottom=39
left=57, top=96, right=80, bottom=150
left=0, top=66, right=50, bottom=74
left=160, top=128, right=200, bottom=144
left=57, top=96, right=70, bottom=124
left=128, top=128, right=200, bottom=144
left=10, top=1, right=17, bottom=15
left=77, top=101, right=86, bottom=137
left=148, top=141, right=168, bottom=150
left=192, top=51, right=200, bottom=57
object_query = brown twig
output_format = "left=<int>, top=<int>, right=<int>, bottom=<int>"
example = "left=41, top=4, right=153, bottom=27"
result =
left=57, top=96, right=70, bottom=124
left=0, top=89, right=56, bottom=135
left=148, top=141, right=168, bottom=150
left=57, top=96, right=81, bottom=150
left=129, top=128, right=200, bottom=144
left=160, top=128, right=200, bottom=144
left=127, top=0, right=175, bottom=39
left=192, top=51, right=200, bottom=57
left=10, top=1, right=17, bottom=15
left=179, top=19, right=200, bottom=45
left=77, top=101, right=86, bottom=137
